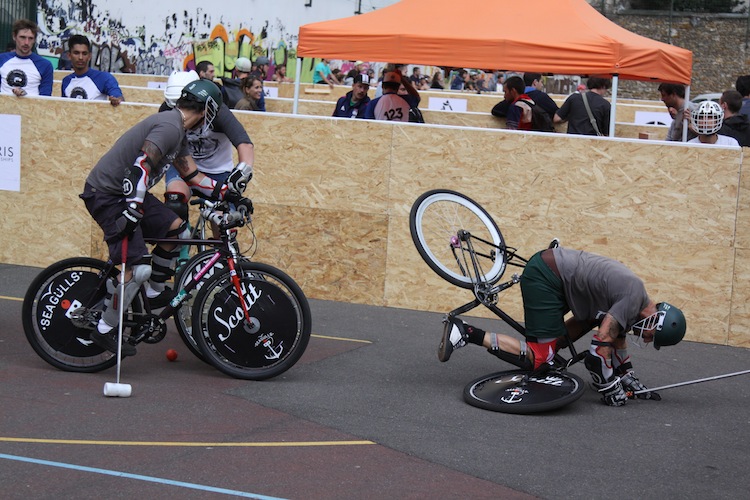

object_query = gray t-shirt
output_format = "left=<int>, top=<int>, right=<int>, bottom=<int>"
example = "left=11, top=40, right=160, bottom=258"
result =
left=86, top=109, right=188, bottom=195
left=552, top=247, right=650, bottom=332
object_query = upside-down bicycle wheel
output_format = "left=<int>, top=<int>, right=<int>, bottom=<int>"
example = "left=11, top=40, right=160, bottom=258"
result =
left=464, top=369, right=586, bottom=414
left=410, top=189, right=507, bottom=289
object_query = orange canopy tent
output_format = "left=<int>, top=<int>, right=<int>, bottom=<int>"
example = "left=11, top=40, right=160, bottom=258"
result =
left=297, top=0, right=692, bottom=83
left=294, top=0, right=693, bottom=136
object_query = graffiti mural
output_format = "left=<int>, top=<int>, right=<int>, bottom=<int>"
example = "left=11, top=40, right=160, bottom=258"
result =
left=35, top=0, right=305, bottom=76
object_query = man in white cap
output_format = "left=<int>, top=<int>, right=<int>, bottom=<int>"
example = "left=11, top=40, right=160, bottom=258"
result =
left=333, top=73, right=371, bottom=118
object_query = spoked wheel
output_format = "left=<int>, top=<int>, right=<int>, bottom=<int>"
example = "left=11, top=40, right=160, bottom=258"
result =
left=191, top=261, right=311, bottom=380
left=464, top=369, right=586, bottom=414
left=410, top=189, right=506, bottom=289
left=22, top=257, right=143, bottom=373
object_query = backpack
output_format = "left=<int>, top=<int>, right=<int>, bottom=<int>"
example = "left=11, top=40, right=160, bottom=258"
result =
left=519, top=98, right=555, bottom=132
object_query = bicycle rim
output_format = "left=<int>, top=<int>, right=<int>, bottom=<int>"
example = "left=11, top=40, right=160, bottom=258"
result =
left=410, top=190, right=506, bottom=289
left=192, top=261, right=311, bottom=380
left=463, top=369, right=586, bottom=414
left=22, top=258, right=116, bottom=372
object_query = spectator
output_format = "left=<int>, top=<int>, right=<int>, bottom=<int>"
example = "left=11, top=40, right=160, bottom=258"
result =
left=657, top=83, right=696, bottom=142
left=366, top=68, right=376, bottom=82
left=0, top=18, right=53, bottom=97
left=439, top=246, right=686, bottom=407
left=332, top=73, right=371, bottom=118
left=688, top=100, right=739, bottom=147
left=363, top=69, right=419, bottom=122
left=61, top=35, right=123, bottom=107
left=273, top=63, right=292, bottom=83
left=450, top=69, right=468, bottom=90
left=736, top=75, right=750, bottom=119
left=219, top=56, right=252, bottom=109
left=344, top=60, right=365, bottom=85
left=502, top=76, right=532, bottom=131
left=522, top=72, right=558, bottom=122
left=398, top=82, right=424, bottom=123
left=196, top=60, right=215, bottom=81
left=250, top=56, right=269, bottom=81
left=554, top=77, right=611, bottom=136
left=430, top=70, right=445, bottom=90
left=718, top=90, right=750, bottom=146
left=313, top=58, right=336, bottom=87
left=234, top=76, right=266, bottom=112
left=331, top=68, right=344, bottom=85
left=409, top=67, right=422, bottom=86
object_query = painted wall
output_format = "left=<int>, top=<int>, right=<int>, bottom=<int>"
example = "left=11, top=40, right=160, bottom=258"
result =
left=36, top=0, right=399, bottom=76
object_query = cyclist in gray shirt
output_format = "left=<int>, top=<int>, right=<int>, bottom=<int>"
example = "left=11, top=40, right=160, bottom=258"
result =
left=438, top=246, right=687, bottom=407
left=80, top=79, right=252, bottom=356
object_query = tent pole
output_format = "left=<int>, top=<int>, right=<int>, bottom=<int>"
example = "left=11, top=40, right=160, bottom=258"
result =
left=682, top=85, right=691, bottom=142
left=608, top=74, right=618, bottom=138
left=293, top=57, right=303, bottom=115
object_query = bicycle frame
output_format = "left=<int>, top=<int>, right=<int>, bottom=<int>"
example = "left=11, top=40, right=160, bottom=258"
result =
left=445, top=230, right=585, bottom=369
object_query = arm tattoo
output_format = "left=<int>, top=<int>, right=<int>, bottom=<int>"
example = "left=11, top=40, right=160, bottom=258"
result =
left=141, top=140, right=163, bottom=168
left=172, top=156, right=191, bottom=177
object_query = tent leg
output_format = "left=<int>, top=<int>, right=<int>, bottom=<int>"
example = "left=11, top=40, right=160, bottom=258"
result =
left=609, top=74, right=618, bottom=138
left=293, top=57, right=303, bottom=115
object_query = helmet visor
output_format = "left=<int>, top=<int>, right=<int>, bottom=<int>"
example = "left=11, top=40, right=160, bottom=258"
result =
left=630, top=310, right=666, bottom=348
left=202, top=95, right=219, bottom=135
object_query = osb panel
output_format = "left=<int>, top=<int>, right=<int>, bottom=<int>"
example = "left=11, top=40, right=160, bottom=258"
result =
left=733, top=150, right=750, bottom=249
left=729, top=247, right=750, bottom=348
left=121, top=86, right=164, bottom=105
left=247, top=203, right=388, bottom=305
left=54, top=71, right=167, bottom=88
left=264, top=99, right=294, bottom=114
left=232, top=113, right=392, bottom=214
left=388, top=125, right=740, bottom=247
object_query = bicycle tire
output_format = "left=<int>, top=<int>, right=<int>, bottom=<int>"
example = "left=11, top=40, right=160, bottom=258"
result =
left=410, top=189, right=506, bottom=289
left=191, top=261, right=312, bottom=380
left=22, top=257, right=143, bottom=373
left=463, top=369, right=586, bottom=414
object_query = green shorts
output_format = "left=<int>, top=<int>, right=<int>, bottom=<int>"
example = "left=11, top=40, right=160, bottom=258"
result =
left=520, top=251, right=569, bottom=341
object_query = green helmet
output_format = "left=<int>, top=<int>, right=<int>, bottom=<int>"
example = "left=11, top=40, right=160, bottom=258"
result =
left=180, top=79, right=222, bottom=133
left=653, top=302, right=686, bottom=350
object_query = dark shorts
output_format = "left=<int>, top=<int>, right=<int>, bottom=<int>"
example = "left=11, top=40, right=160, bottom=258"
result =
left=520, top=250, right=569, bottom=342
left=80, top=183, right=178, bottom=266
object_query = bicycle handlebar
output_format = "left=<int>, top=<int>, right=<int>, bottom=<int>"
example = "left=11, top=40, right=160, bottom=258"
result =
left=198, top=200, right=250, bottom=230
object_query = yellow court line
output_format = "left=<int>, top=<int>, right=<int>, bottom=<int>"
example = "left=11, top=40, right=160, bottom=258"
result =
left=0, top=437, right=375, bottom=447
left=311, top=333, right=372, bottom=344
left=0, top=295, right=23, bottom=302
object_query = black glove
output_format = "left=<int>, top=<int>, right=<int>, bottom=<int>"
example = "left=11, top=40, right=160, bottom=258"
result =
left=594, top=376, right=628, bottom=407
left=113, top=202, right=143, bottom=241
left=621, top=371, right=661, bottom=401
left=226, top=162, right=253, bottom=195
left=225, top=191, right=254, bottom=216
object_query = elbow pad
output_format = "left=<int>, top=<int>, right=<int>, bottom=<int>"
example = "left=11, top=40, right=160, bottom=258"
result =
left=124, top=152, right=150, bottom=204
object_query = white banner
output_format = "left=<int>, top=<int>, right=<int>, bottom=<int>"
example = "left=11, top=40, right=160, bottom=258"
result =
left=0, top=114, right=21, bottom=192
left=263, top=86, right=279, bottom=98
left=428, top=97, right=468, bottom=113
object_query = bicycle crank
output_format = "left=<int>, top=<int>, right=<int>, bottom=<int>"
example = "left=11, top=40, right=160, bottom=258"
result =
left=133, top=314, right=168, bottom=344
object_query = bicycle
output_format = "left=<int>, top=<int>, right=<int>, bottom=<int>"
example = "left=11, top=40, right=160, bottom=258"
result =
left=409, top=189, right=587, bottom=414
left=23, top=199, right=312, bottom=381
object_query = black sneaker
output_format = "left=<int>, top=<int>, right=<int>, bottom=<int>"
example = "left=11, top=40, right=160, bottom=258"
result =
left=147, top=287, right=174, bottom=310
left=438, top=316, right=469, bottom=362
left=89, top=331, right=137, bottom=357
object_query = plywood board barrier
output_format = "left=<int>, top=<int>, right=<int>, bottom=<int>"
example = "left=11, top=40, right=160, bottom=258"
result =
left=1, top=95, right=746, bottom=348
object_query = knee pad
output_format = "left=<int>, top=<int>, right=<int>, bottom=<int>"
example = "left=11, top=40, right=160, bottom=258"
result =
left=164, top=191, right=189, bottom=221
left=487, top=334, right=533, bottom=370
left=613, top=348, right=633, bottom=376
left=150, top=245, right=179, bottom=286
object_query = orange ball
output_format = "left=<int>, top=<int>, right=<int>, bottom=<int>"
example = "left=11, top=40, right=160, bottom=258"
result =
left=166, top=349, right=178, bottom=362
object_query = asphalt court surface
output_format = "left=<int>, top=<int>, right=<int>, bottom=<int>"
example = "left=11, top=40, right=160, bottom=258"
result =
left=1, top=262, right=749, bottom=499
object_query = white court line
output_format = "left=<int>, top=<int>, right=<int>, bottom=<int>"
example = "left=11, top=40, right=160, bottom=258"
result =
left=0, top=453, right=287, bottom=499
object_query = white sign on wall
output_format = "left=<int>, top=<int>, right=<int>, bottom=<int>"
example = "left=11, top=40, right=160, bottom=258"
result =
left=0, top=114, right=21, bottom=192
left=263, top=87, right=279, bottom=98
left=428, top=97, right=468, bottom=113
left=634, top=111, right=672, bottom=126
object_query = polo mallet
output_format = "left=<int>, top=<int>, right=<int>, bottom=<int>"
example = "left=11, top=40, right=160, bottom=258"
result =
left=633, top=368, right=750, bottom=396
left=103, top=237, right=132, bottom=398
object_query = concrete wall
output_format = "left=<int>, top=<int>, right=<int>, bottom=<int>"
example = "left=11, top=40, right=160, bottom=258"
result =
left=1, top=95, right=746, bottom=349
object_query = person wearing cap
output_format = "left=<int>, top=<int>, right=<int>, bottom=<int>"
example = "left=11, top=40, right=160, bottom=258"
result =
left=219, top=56, right=259, bottom=109
left=250, top=56, right=269, bottom=81
left=344, top=61, right=365, bottom=85
left=363, top=69, right=420, bottom=122
left=333, top=73, right=371, bottom=119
